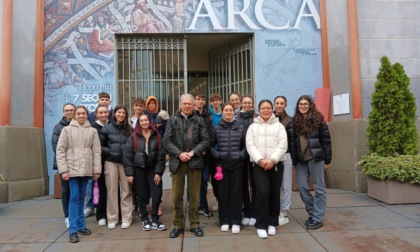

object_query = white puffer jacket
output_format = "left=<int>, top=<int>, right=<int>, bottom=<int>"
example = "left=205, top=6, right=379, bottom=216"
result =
left=246, top=114, right=288, bottom=164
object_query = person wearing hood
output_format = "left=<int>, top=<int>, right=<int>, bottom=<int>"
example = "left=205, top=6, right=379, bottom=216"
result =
left=56, top=105, right=102, bottom=243
left=246, top=100, right=287, bottom=239
left=144, top=96, right=168, bottom=136
left=52, top=103, right=76, bottom=229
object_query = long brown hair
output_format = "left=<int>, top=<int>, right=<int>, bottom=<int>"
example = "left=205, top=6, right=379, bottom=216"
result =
left=133, top=114, right=161, bottom=149
left=274, top=95, right=290, bottom=127
left=113, top=105, right=132, bottom=136
left=293, top=95, right=324, bottom=135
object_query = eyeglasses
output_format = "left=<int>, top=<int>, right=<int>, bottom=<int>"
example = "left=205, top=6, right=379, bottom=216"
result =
left=299, top=103, right=310, bottom=107
left=64, top=109, right=74, bottom=113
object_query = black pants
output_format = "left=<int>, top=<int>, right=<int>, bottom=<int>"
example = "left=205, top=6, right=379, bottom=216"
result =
left=134, top=168, right=162, bottom=222
left=95, top=173, right=107, bottom=221
left=253, top=162, right=283, bottom=229
left=242, top=161, right=256, bottom=218
left=218, top=167, right=243, bottom=226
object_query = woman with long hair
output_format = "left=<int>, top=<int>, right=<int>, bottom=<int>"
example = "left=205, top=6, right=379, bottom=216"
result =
left=91, top=105, right=109, bottom=226
left=273, top=96, right=294, bottom=226
left=56, top=105, right=101, bottom=243
left=123, top=114, right=167, bottom=231
left=210, top=103, right=247, bottom=234
left=292, top=95, right=332, bottom=230
left=99, top=105, right=133, bottom=229
left=246, top=100, right=288, bottom=239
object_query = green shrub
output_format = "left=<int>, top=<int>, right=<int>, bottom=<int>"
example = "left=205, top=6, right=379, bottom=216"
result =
left=367, top=56, right=418, bottom=156
left=0, top=173, right=4, bottom=182
left=358, top=154, right=420, bottom=184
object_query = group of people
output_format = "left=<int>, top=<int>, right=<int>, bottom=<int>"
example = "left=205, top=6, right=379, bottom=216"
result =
left=52, top=91, right=332, bottom=243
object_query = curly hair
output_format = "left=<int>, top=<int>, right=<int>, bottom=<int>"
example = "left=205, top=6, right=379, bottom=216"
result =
left=293, top=95, right=324, bottom=135
left=113, top=105, right=132, bottom=137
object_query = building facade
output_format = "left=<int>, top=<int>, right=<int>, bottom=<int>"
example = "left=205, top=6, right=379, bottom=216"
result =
left=0, top=0, right=419, bottom=200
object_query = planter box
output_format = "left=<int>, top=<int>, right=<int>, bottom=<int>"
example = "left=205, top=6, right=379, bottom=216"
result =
left=367, top=176, right=420, bottom=204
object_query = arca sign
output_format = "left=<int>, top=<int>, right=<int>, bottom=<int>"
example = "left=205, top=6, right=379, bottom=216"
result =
left=187, top=0, right=320, bottom=30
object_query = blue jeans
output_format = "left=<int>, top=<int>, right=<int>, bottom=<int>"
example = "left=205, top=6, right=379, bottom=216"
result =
left=199, top=162, right=210, bottom=210
left=59, top=174, right=70, bottom=218
left=296, top=159, right=327, bottom=222
left=68, top=177, right=89, bottom=234
left=85, top=178, right=95, bottom=209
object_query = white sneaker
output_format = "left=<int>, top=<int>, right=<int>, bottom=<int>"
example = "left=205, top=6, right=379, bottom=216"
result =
left=232, top=225, right=240, bottom=234
left=212, top=202, right=219, bottom=212
left=257, top=229, right=268, bottom=239
left=65, top=217, right=69, bottom=229
left=278, top=212, right=290, bottom=226
left=121, top=222, right=131, bottom=229
left=248, top=218, right=256, bottom=226
left=84, top=208, right=94, bottom=218
left=268, top=226, right=276, bottom=236
left=108, top=223, right=116, bottom=229
left=220, top=224, right=229, bottom=232
left=241, top=218, right=250, bottom=225
left=98, top=219, right=106, bottom=226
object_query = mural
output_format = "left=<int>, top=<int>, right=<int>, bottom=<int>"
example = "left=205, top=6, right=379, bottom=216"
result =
left=44, top=0, right=322, bottom=193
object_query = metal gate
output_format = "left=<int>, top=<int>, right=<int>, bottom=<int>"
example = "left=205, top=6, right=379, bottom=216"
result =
left=208, top=37, right=254, bottom=102
left=116, top=35, right=187, bottom=116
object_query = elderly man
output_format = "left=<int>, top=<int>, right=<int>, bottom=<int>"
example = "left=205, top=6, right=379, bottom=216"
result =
left=163, top=94, right=210, bottom=238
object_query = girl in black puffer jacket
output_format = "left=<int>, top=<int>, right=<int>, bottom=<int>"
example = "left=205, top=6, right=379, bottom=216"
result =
left=210, top=103, right=247, bottom=234
left=99, top=105, right=133, bottom=229
left=123, top=114, right=167, bottom=231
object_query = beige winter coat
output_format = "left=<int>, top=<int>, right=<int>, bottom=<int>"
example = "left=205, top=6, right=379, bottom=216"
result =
left=56, top=120, right=101, bottom=177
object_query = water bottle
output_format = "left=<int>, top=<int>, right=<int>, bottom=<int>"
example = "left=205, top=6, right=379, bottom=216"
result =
left=93, top=180, right=99, bottom=205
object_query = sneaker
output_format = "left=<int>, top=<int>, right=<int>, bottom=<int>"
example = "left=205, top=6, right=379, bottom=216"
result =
left=248, top=218, right=256, bottom=226
left=84, top=208, right=94, bottom=218
left=108, top=223, right=116, bottom=229
left=98, top=219, right=106, bottom=226
left=69, top=232, right=79, bottom=243
left=199, top=208, right=214, bottom=217
left=151, top=221, right=167, bottom=231
left=220, top=224, right=229, bottom=232
left=232, top=225, right=240, bottom=234
left=241, top=218, right=250, bottom=225
left=256, top=229, right=268, bottom=239
left=305, top=217, right=313, bottom=227
left=121, top=222, right=131, bottom=229
left=78, top=228, right=92, bottom=235
left=142, top=220, right=151, bottom=231
left=158, top=204, right=164, bottom=216
left=212, top=202, right=219, bottom=211
left=268, top=226, right=276, bottom=236
left=307, top=220, right=323, bottom=230
left=278, top=213, right=289, bottom=226
left=65, top=217, right=69, bottom=229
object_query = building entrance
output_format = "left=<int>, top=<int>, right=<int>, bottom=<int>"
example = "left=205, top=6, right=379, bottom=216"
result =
left=116, top=33, right=254, bottom=116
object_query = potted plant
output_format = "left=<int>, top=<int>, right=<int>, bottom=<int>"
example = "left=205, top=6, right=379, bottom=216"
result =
left=358, top=56, right=420, bottom=204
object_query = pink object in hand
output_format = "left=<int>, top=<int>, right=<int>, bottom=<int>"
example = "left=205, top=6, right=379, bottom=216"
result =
left=93, top=181, right=99, bottom=205
left=214, top=166, right=223, bottom=181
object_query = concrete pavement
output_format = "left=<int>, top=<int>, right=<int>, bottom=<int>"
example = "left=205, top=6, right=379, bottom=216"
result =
left=0, top=189, right=419, bottom=252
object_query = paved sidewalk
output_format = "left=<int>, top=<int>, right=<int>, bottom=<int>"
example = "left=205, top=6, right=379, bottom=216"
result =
left=0, top=189, right=419, bottom=252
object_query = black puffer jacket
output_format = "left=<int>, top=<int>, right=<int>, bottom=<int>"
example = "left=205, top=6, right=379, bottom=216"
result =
left=276, top=113, right=294, bottom=154
left=291, top=122, right=332, bottom=165
left=237, top=110, right=255, bottom=131
left=99, top=120, right=132, bottom=163
left=51, top=117, right=71, bottom=170
left=163, top=112, right=210, bottom=173
left=193, top=109, right=212, bottom=161
left=123, top=129, right=165, bottom=176
left=210, top=119, right=247, bottom=171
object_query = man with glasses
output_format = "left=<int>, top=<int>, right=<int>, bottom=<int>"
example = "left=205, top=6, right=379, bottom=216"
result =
left=52, top=103, right=76, bottom=229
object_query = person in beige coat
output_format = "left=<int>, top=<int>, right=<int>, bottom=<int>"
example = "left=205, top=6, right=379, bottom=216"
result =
left=57, top=105, right=101, bottom=243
